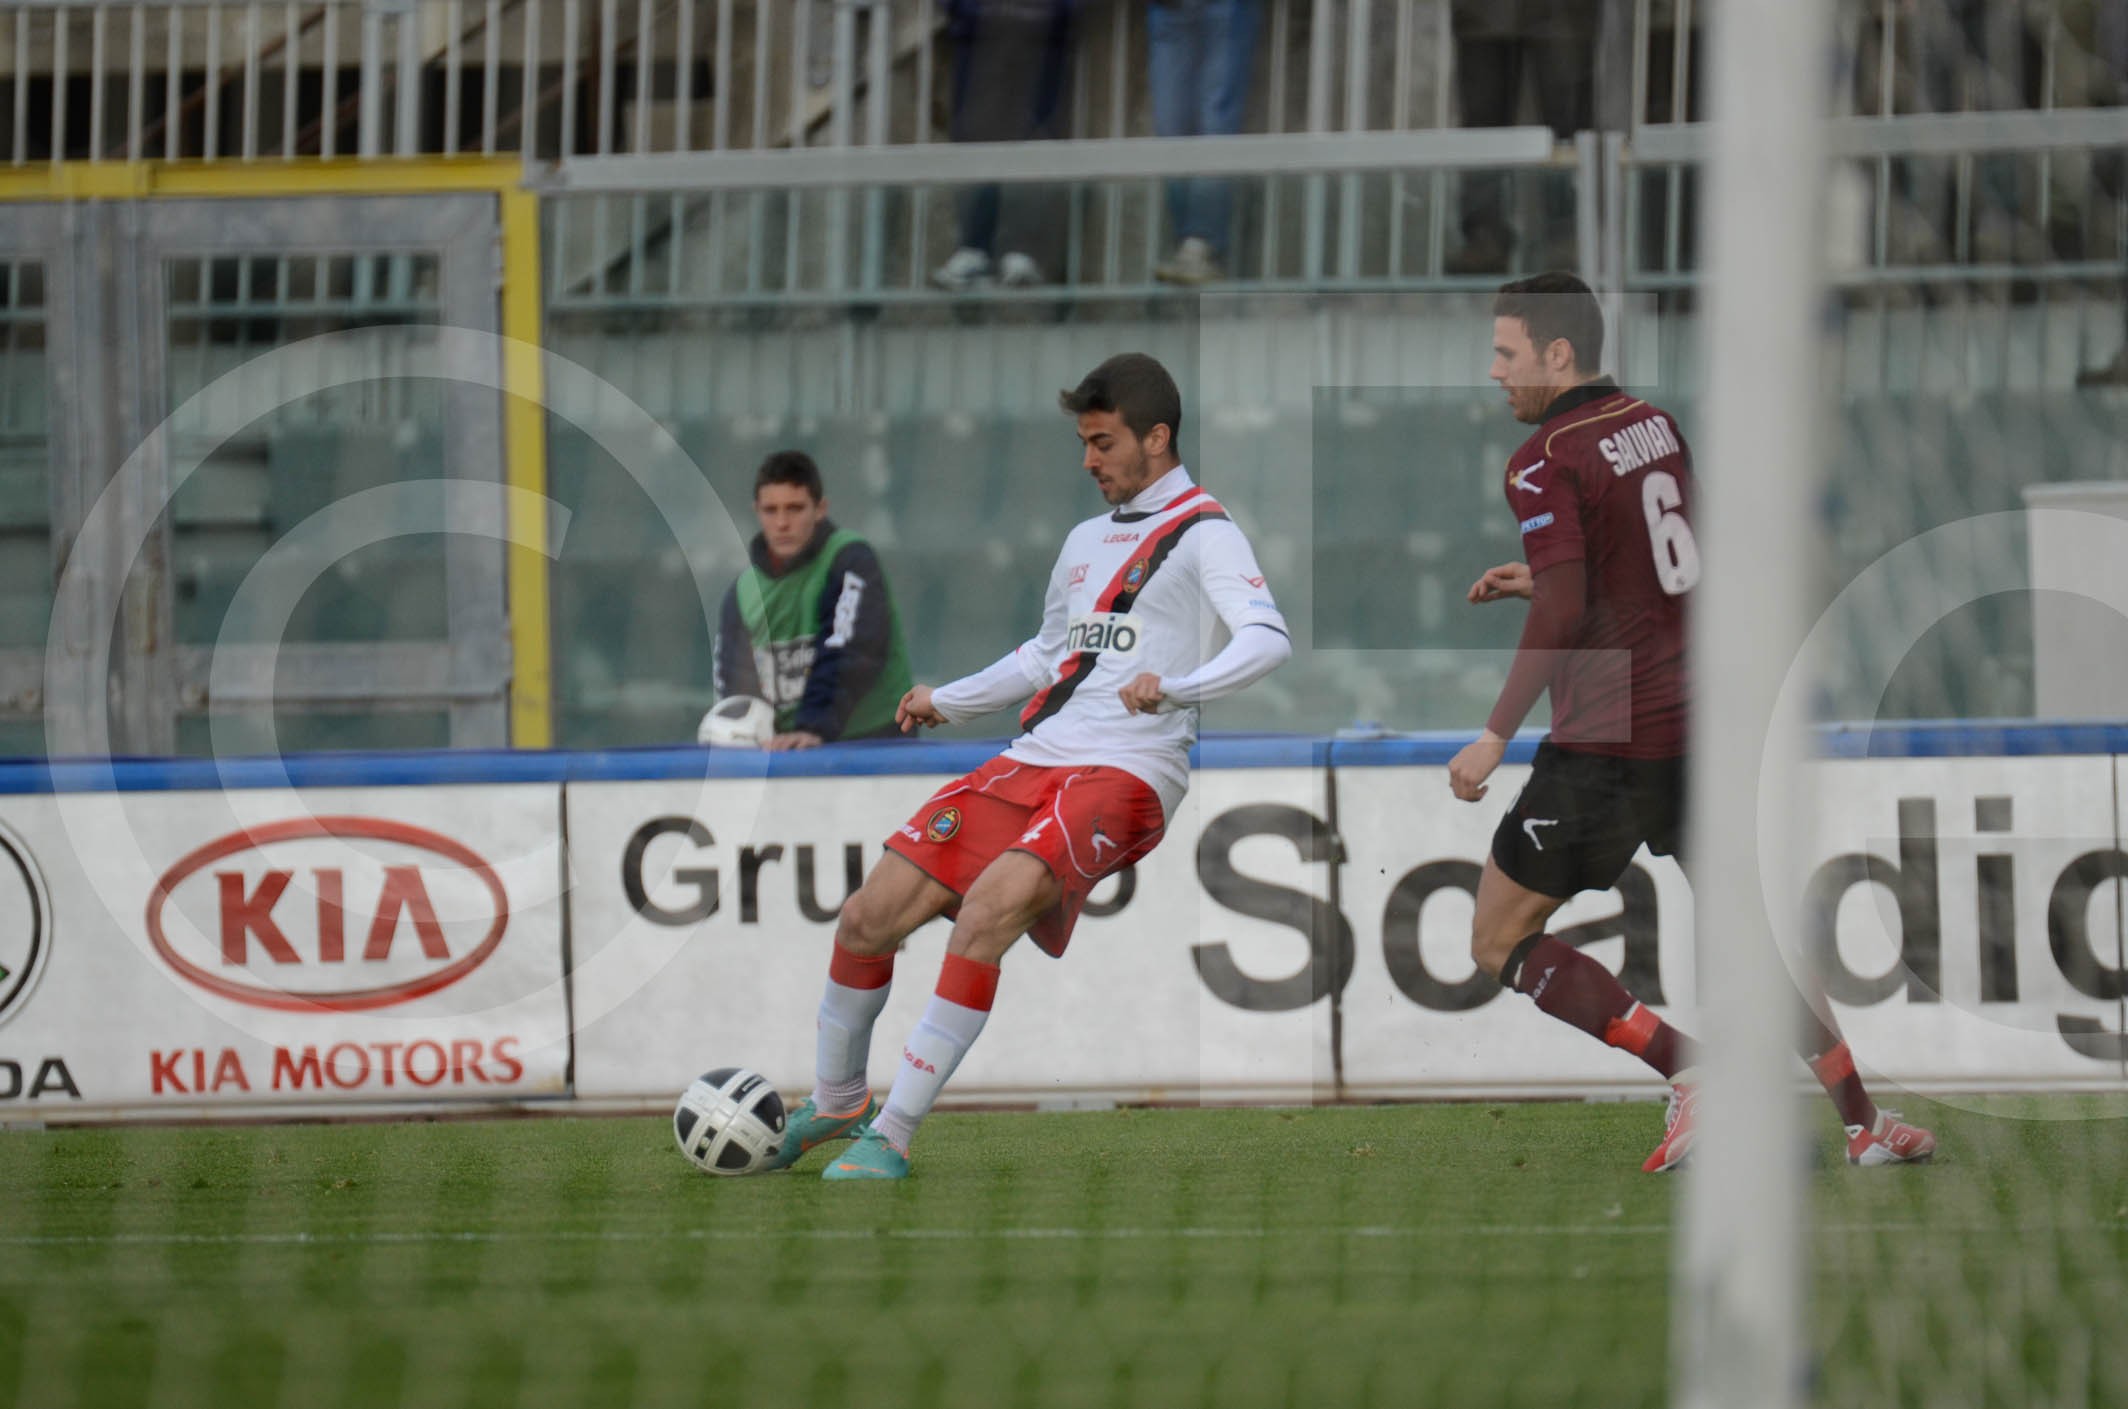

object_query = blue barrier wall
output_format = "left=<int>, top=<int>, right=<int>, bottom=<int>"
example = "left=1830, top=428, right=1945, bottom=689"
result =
left=3, top=722, right=2124, bottom=793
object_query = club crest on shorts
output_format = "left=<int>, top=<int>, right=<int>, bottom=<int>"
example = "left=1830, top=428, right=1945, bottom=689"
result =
left=1124, top=558, right=1150, bottom=591
left=925, top=806, right=963, bottom=843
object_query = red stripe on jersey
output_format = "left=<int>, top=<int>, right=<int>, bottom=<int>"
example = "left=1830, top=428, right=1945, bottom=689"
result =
left=1018, top=500, right=1229, bottom=730
left=1092, top=495, right=1223, bottom=615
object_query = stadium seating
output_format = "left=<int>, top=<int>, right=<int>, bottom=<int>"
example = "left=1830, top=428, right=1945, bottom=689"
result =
left=537, top=354, right=2128, bottom=745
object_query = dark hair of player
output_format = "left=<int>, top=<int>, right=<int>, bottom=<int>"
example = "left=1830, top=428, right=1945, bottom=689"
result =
left=753, top=449, right=825, bottom=502
left=1057, top=352, right=1184, bottom=445
left=1493, top=272, right=1605, bottom=375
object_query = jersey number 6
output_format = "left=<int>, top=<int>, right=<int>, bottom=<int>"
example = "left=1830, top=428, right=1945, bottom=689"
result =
left=1641, top=470, right=1701, bottom=595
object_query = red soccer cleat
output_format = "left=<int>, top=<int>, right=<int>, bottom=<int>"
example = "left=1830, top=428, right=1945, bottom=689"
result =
left=1847, top=1110, right=1936, bottom=1166
left=1642, top=1080, right=1698, bottom=1173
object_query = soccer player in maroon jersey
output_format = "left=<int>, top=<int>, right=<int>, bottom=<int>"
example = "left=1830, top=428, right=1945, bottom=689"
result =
left=1451, top=272, right=1936, bottom=1172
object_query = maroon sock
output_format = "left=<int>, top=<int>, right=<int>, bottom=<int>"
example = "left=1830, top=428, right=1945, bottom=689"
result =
left=1807, top=1040, right=1878, bottom=1132
left=1511, top=934, right=1692, bottom=1080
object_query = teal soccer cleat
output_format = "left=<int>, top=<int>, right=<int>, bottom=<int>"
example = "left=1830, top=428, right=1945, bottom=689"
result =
left=761, top=1094, right=881, bottom=1172
left=821, top=1128, right=909, bottom=1181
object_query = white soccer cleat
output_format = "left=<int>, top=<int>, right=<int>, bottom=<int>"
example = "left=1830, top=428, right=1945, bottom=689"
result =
left=1846, top=1110, right=1936, bottom=1166
left=1642, top=1080, right=1698, bottom=1173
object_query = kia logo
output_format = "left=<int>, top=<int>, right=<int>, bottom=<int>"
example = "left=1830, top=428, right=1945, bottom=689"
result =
left=0, top=818, right=52, bottom=1030
left=145, top=817, right=509, bottom=1012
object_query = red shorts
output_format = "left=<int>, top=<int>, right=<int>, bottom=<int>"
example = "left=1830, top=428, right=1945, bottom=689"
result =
left=884, top=755, right=1166, bottom=957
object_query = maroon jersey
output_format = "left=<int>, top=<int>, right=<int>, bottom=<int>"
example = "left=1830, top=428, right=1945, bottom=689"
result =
left=1502, top=379, right=1696, bottom=758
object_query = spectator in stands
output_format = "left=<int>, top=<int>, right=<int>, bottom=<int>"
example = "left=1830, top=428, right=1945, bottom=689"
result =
left=1908, top=0, right=2039, bottom=263
left=1448, top=0, right=1598, bottom=275
left=713, top=452, right=915, bottom=748
left=932, top=0, right=1080, bottom=291
left=1147, top=0, right=1263, bottom=286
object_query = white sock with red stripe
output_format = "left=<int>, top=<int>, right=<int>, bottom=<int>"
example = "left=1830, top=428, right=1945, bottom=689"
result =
left=871, top=953, right=999, bottom=1154
left=811, top=943, right=894, bottom=1115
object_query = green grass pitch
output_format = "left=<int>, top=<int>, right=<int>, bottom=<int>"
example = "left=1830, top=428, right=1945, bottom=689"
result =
left=2, top=1098, right=2124, bottom=1408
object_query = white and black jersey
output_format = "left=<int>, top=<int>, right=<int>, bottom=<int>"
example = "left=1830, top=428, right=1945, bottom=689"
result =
left=931, top=467, right=1288, bottom=817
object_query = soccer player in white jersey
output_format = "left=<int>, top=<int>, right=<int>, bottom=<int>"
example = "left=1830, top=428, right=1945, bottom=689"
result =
left=763, top=352, right=1292, bottom=1180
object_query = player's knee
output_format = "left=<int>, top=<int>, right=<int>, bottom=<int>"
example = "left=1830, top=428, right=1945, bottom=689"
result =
left=946, top=895, right=1020, bottom=965
left=834, top=886, right=900, bottom=957
left=946, top=923, right=1015, bottom=967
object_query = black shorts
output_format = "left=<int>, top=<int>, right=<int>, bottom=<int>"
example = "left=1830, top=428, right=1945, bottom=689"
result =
left=1491, top=742, right=1687, bottom=900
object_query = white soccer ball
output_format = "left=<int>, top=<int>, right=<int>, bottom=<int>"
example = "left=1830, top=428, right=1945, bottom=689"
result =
left=673, top=1067, right=787, bottom=1176
left=698, top=695, right=774, bottom=747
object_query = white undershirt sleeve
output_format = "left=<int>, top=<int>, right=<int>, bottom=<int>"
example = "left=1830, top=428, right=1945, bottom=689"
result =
left=1194, top=519, right=1288, bottom=636
left=929, top=651, right=1036, bottom=723
left=1159, top=622, right=1292, bottom=707
left=1154, top=518, right=1290, bottom=708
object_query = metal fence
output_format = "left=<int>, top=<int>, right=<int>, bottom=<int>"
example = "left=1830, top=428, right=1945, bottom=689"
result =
left=0, top=0, right=1488, bottom=165
left=2, top=1, right=2118, bottom=291
left=0, top=1, right=2110, bottom=165
left=540, top=123, right=1570, bottom=304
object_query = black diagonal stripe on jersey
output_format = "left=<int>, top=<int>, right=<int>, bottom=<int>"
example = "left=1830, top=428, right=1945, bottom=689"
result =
left=1109, top=484, right=1207, bottom=525
left=1018, top=506, right=1229, bottom=732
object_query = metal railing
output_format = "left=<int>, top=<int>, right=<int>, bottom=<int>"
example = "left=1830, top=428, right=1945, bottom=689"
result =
left=1, top=1, right=2119, bottom=167
left=2, top=3, right=2118, bottom=309
left=540, top=123, right=1572, bottom=302
left=1623, top=106, right=2128, bottom=288
left=0, top=0, right=531, bottom=159
left=0, top=0, right=1488, bottom=166
left=0, top=0, right=1530, bottom=165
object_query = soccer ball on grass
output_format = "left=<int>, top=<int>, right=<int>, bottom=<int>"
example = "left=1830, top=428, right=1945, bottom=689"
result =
left=673, top=1067, right=787, bottom=1175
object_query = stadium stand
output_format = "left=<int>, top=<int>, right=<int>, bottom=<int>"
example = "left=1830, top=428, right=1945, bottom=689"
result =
left=0, top=2, right=2113, bottom=760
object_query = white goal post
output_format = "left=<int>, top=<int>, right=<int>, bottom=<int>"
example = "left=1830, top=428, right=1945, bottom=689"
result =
left=1674, top=0, right=1833, bottom=1406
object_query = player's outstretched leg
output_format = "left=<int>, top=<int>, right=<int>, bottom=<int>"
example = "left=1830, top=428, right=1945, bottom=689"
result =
left=767, top=853, right=953, bottom=1172
left=825, top=952, right=998, bottom=1181
left=1639, top=1000, right=1937, bottom=1171
left=1471, top=859, right=1700, bottom=1171
left=1800, top=1023, right=1936, bottom=1167
left=825, top=852, right=1058, bottom=1181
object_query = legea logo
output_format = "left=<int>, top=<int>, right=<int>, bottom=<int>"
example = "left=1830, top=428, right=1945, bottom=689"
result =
left=145, top=817, right=509, bottom=1013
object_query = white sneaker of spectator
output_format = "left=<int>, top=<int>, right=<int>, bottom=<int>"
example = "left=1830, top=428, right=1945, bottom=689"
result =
left=997, top=251, right=1046, bottom=288
left=932, top=247, right=994, bottom=291
left=1155, top=237, right=1223, bottom=287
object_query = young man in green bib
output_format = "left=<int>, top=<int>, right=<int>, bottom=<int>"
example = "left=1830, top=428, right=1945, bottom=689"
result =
left=712, top=451, right=915, bottom=749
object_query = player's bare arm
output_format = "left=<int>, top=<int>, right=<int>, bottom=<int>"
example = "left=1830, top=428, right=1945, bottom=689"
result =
left=896, top=685, right=945, bottom=732
left=1117, top=672, right=1167, bottom=715
left=1468, top=561, right=1534, bottom=603
left=1455, top=559, right=1586, bottom=803
left=767, top=731, right=825, bottom=751
left=1450, top=731, right=1509, bottom=801
left=1453, top=562, right=1536, bottom=796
